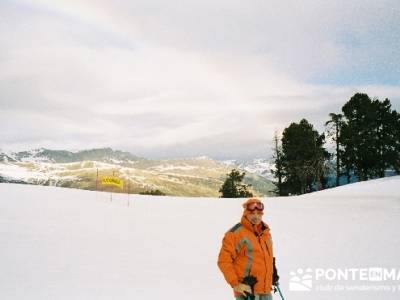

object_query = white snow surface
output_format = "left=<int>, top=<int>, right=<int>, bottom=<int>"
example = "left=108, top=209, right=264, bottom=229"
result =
left=0, top=163, right=50, bottom=181
left=1, top=176, right=400, bottom=300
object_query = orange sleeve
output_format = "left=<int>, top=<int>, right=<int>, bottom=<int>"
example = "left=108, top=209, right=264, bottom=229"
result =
left=217, top=232, right=239, bottom=287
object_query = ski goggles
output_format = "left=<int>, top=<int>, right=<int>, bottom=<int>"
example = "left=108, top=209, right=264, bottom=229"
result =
left=246, top=202, right=264, bottom=212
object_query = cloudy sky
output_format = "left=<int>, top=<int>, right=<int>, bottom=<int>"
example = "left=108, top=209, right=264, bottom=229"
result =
left=1, top=0, right=399, bottom=160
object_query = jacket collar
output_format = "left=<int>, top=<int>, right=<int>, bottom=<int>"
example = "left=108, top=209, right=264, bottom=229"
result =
left=240, top=215, right=269, bottom=236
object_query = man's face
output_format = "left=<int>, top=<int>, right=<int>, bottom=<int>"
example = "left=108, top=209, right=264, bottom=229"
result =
left=246, top=210, right=263, bottom=225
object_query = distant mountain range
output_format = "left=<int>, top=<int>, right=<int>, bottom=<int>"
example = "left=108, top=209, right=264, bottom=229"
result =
left=0, top=148, right=276, bottom=197
left=0, top=148, right=141, bottom=164
left=221, top=158, right=274, bottom=181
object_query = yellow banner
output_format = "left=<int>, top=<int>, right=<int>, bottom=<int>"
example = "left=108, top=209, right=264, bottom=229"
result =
left=101, top=176, right=124, bottom=189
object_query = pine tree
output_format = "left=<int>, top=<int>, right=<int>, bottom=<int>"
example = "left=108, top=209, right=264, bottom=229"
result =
left=372, top=98, right=400, bottom=177
left=325, top=113, right=343, bottom=187
left=219, top=169, right=253, bottom=198
left=281, top=119, right=329, bottom=195
left=341, top=93, right=375, bottom=180
left=271, top=131, right=284, bottom=195
left=340, top=93, right=400, bottom=180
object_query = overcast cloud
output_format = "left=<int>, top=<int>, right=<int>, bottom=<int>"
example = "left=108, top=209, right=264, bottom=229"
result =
left=1, top=0, right=399, bottom=159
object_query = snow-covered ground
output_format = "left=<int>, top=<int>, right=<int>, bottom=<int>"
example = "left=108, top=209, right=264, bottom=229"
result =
left=1, top=177, right=399, bottom=300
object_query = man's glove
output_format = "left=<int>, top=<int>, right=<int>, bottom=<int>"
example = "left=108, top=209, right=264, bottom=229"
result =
left=273, top=257, right=280, bottom=286
left=233, top=283, right=252, bottom=296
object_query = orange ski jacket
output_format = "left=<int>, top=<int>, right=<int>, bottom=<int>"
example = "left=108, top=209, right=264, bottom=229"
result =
left=217, top=215, right=274, bottom=295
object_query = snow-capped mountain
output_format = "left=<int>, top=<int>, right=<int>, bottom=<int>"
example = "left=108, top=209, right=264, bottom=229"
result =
left=0, top=148, right=275, bottom=197
left=221, top=158, right=275, bottom=180
left=1, top=148, right=142, bottom=164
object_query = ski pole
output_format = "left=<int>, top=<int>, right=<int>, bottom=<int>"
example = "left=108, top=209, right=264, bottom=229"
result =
left=274, top=283, right=285, bottom=300
left=243, top=292, right=255, bottom=300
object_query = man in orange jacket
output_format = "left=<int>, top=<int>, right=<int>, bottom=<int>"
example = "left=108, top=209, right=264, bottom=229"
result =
left=217, top=198, right=279, bottom=300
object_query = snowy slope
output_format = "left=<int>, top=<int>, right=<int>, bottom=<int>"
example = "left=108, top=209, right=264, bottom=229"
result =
left=0, top=177, right=400, bottom=300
